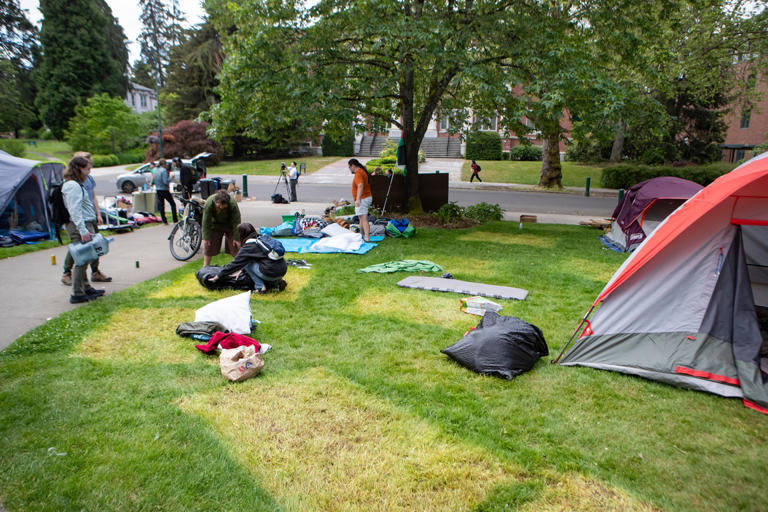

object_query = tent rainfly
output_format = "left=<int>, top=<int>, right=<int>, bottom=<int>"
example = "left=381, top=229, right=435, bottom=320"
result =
left=0, top=151, right=64, bottom=239
left=556, top=152, right=768, bottom=415
left=603, top=176, right=703, bottom=252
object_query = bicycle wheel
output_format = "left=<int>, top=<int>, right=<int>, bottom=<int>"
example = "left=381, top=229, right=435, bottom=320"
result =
left=169, top=220, right=202, bottom=261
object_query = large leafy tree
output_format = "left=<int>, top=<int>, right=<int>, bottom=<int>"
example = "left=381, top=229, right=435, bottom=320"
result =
left=0, top=0, right=40, bottom=136
left=164, top=21, right=223, bottom=125
left=36, top=0, right=128, bottom=139
left=66, top=93, right=143, bottom=154
left=207, top=0, right=558, bottom=206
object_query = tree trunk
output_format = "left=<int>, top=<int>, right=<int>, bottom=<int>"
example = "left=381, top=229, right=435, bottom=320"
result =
left=610, top=121, right=626, bottom=162
left=538, top=132, right=563, bottom=188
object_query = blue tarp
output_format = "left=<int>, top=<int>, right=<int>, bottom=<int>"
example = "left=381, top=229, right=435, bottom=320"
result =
left=279, top=236, right=383, bottom=255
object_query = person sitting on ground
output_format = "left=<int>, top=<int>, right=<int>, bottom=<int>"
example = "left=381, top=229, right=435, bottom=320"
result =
left=202, top=189, right=241, bottom=266
left=208, top=223, right=287, bottom=293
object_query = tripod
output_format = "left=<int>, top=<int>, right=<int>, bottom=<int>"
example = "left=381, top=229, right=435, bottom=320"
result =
left=272, top=168, right=291, bottom=199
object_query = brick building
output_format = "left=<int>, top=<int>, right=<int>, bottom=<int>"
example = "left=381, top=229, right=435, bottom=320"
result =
left=721, top=71, right=768, bottom=163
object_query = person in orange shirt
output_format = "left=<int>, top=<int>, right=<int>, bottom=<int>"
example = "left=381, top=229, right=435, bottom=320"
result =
left=348, top=158, right=372, bottom=242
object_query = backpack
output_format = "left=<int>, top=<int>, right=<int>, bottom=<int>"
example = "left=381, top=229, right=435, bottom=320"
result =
left=475, top=164, right=481, bottom=172
left=49, top=183, right=70, bottom=225
left=271, top=193, right=289, bottom=204
left=256, top=235, right=285, bottom=260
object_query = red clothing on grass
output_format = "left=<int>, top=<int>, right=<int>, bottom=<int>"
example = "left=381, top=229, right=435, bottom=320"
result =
left=195, top=331, right=261, bottom=354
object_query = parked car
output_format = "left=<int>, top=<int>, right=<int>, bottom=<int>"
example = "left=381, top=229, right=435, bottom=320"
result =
left=115, top=152, right=211, bottom=193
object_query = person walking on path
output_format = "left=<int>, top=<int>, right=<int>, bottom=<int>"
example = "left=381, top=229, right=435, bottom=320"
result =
left=470, top=160, right=482, bottom=182
left=202, top=190, right=242, bottom=266
left=61, top=156, right=107, bottom=304
left=348, top=158, right=372, bottom=242
left=61, top=151, right=111, bottom=285
left=288, top=161, right=299, bottom=202
left=152, top=159, right=178, bottom=224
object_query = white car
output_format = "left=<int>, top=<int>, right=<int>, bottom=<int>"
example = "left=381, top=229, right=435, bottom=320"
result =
left=115, top=152, right=211, bottom=193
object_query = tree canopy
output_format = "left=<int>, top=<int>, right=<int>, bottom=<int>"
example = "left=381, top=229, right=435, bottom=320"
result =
left=66, top=93, right=143, bottom=154
left=36, top=0, right=128, bottom=139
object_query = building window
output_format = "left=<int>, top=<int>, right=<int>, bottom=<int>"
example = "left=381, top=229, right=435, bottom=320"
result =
left=140, top=94, right=147, bottom=108
left=440, top=116, right=450, bottom=131
left=130, top=93, right=135, bottom=106
left=476, top=116, right=497, bottom=131
left=740, top=111, right=751, bottom=129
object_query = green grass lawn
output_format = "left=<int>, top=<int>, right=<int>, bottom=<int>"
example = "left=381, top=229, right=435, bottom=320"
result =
left=17, top=139, right=72, bottom=162
left=213, top=156, right=342, bottom=176
left=1, top=224, right=766, bottom=511
left=462, top=160, right=606, bottom=188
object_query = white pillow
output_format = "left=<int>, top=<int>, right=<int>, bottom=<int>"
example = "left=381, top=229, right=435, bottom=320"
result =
left=320, top=222, right=350, bottom=237
left=195, top=291, right=252, bottom=334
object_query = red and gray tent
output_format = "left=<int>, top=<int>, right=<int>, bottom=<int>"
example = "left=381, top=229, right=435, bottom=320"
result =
left=603, top=176, right=703, bottom=252
left=556, top=153, right=768, bottom=414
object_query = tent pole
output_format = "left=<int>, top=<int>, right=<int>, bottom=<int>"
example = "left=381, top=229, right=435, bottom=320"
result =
left=552, top=306, right=595, bottom=364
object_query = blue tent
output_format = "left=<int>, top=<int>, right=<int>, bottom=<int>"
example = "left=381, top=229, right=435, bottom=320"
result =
left=0, top=150, right=64, bottom=241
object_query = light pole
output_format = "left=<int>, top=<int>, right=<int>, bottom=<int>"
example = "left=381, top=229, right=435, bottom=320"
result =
left=155, top=68, right=164, bottom=158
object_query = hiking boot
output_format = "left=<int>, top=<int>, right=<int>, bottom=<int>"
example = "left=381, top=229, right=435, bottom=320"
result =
left=69, top=294, right=94, bottom=304
left=91, top=271, right=112, bottom=282
left=61, top=272, right=72, bottom=285
left=277, top=279, right=287, bottom=292
left=85, top=287, right=106, bottom=297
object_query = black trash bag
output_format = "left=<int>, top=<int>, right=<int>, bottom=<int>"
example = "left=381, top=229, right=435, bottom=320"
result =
left=441, top=311, right=548, bottom=380
left=196, top=265, right=254, bottom=291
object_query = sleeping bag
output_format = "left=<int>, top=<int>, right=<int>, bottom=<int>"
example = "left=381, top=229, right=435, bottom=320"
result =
left=196, top=265, right=253, bottom=291
left=441, top=311, right=548, bottom=379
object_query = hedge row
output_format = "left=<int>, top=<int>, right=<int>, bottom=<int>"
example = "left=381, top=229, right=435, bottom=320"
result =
left=600, top=162, right=737, bottom=189
left=508, top=144, right=542, bottom=161
left=91, top=149, right=146, bottom=168
left=465, top=131, right=501, bottom=160
left=322, top=132, right=354, bottom=156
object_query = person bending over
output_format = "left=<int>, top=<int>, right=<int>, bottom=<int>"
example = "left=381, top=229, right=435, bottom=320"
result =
left=202, top=189, right=241, bottom=266
left=213, top=223, right=287, bottom=293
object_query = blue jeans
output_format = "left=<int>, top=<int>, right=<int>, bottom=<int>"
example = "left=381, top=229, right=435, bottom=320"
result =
left=245, top=263, right=278, bottom=290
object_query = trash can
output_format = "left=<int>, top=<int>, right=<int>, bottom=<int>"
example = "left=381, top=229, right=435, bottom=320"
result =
left=198, top=179, right=216, bottom=199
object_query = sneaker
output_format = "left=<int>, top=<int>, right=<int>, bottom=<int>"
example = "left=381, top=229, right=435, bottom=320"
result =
left=91, top=271, right=112, bottom=282
left=85, top=287, right=106, bottom=297
left=61, top=272, right=72, bottom=286
left=69, top=294, right=94, bottom=304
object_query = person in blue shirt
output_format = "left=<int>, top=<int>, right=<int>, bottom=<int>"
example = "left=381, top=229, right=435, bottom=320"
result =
left=152, top=159, right=178, bottom=224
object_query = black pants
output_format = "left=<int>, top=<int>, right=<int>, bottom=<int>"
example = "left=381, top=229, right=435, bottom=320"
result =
left=289, top=179, right=298, bottom=202
left=156, top=189, right=178, bottom=223
left=181, top=181, right=193, bottom=200
left=470, top=172, right=482, bottom=182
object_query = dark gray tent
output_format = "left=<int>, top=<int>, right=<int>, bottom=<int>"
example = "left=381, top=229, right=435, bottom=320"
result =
left=0, top=151, right=64, bottom=240
left=556, top=153, right=768, bottom=415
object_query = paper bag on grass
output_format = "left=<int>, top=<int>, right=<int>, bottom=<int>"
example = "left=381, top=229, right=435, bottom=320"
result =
left=219, top=345, right=264, bottom=382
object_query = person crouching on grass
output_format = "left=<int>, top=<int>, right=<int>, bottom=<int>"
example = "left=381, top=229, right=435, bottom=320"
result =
left=202, top=189, right=241, bottom=266
left=348, top=158, right=372, bottom=242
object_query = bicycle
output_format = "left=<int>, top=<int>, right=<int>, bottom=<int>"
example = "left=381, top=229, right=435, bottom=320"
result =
left=168, top=195, right=204, bottom=261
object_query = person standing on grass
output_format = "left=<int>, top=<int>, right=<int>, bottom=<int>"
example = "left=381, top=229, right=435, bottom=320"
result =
left=152, top=159, right=178, bottom=224
left=61, top=156, right=108, bottom=303
left=202, top=189, right=241, bottom=266
left=348, top=158, right=372, bottom=242
left=60, top=151, right=111, bottom=285
left=470, top=160, right=482, bottom=182
left=174, top=157, right=194, bottom=200
left=288, top=161, right=299, bottom=202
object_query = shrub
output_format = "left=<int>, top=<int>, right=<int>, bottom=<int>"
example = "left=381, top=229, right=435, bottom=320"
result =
left=91, top=154, right=120, bottom=167
left=600, top=162, right=735, bottom=189
left=565, top=142, right=610, bottom=163
left=465, top=131, right=502, bottom=160
left=66, top=93, right=144, bottom=154
left=509, top=144, right=543, bottom=161
left=116, top=148, right=147, bottom=165
left=464, top=202, right=503, bottom=223
left=435, top=201, right=466, bottom=223
left=145, top=120, right=224, bottom=165
left=365, top=157, right=402, bottom=175
left=379, top=138, right=426, bottom=163
left=37, top=127, right=54, bottom=140
left=322, top=131, right=354, bottom=156
left=0, top=139, right=26, bottom=157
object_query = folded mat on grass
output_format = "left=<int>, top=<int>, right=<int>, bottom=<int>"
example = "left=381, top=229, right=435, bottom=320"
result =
left=279, top=236, right=383, bottom=255
left=397, top=276, right=528, bottom=300
left=357, top=260, right=443, bottom=274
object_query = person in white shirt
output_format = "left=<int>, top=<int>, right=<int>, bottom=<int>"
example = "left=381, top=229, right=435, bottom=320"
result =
left=287, top=161, right=298, bottom=202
